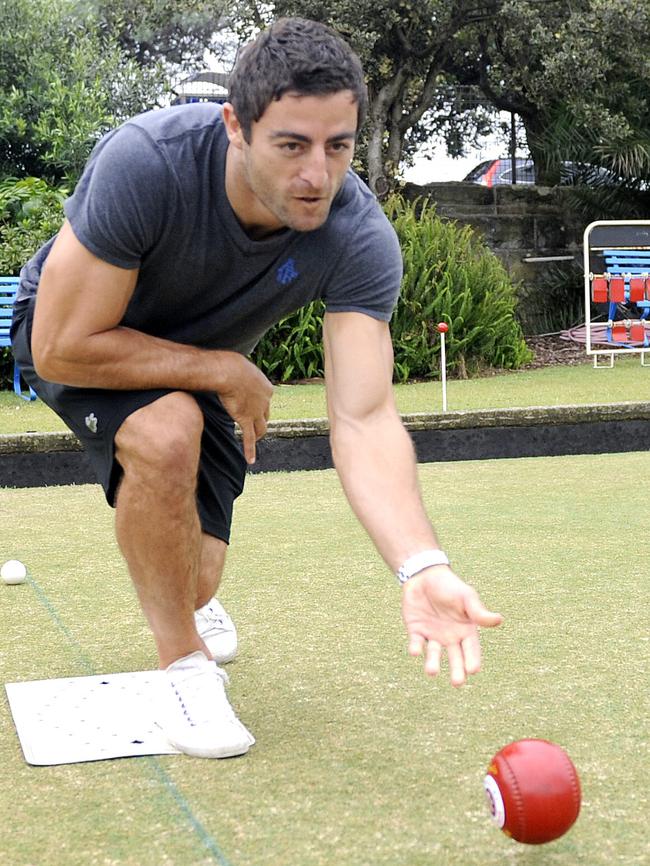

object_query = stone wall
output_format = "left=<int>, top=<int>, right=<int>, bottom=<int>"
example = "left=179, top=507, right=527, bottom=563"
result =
left=402, top=181, right=590, bottom=288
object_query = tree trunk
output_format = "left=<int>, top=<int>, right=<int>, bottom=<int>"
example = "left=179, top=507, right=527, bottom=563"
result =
left=385, top=101, right=406, bottom=187
left=365, top=68, right=409, bottom=197
left=522, top=112, right=562, bottom=185
left=366, top=112, right=389, bottom=197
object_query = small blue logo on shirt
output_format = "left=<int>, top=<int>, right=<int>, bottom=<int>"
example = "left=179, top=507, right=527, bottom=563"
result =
left=276, top=258, right=299, bottom=286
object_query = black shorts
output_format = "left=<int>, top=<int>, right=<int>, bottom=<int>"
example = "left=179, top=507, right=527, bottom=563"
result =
left=11, top=299, right=247, bottom=543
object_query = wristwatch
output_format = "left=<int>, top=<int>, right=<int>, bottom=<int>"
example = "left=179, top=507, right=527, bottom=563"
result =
left=396, top=549, right=450, bottom=585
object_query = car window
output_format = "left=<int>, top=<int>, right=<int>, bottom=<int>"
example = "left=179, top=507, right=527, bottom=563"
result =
left=519, top=163, right=535, bottom=183
left=463, top=157, right=536, bottom=185
left=497, top=160, right=534, bottom=184
left=463, top=161, right=492, bottom=182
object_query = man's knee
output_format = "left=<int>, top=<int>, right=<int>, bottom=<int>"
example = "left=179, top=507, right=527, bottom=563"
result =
left=115, top=392, right=204, bottom=485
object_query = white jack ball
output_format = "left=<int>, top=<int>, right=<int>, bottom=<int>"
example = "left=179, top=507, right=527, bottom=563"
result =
left=1, top=559, right=27, bottom=585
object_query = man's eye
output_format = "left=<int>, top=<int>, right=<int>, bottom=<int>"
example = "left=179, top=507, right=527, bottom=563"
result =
left=280, top=142, right=301, bottom=152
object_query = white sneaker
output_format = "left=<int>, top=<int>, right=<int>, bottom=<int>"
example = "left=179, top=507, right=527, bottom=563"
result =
left=194, top=598, right=238, bottom=664
left=161, top=651, right=255, bottom=758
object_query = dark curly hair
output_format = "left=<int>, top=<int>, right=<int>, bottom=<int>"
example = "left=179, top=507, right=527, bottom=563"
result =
left=228, top=18, right=368, bottom=142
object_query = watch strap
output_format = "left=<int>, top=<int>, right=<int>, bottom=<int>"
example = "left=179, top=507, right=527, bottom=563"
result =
left=396, top=549, right=450, bottom=585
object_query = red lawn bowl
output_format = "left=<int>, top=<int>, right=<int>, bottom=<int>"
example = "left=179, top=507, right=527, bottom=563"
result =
left=484, top=739, right=581, bottom=844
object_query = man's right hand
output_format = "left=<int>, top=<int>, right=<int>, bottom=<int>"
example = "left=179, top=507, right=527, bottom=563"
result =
left=215, top=352, right=273, bottom=464
left=402, top=566, right=503, bottom=686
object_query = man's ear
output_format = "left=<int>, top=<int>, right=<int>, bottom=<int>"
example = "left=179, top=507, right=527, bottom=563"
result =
left=222, top=103, right=245, bottom=148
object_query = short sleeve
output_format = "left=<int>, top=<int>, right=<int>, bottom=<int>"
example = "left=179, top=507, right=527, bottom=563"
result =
left=64, top=123, right=174, bottom=269
left=323, top=202, right=402, bottom=321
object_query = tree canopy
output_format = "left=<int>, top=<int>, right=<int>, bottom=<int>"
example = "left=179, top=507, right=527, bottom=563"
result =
left=448, top=0, right=650, bottom=187
left=0, top=0, right=231, bottom=182
left=234, top=0, right=650, bottom=198
left=2, top=0, right=650, bottom=203
left=0, top=0, right=167, bottom=181
left=91, top=0, right=233, bottom=72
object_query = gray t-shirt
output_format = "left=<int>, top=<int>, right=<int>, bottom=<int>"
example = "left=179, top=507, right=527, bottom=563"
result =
left=18, top=103, right=402, bottom=354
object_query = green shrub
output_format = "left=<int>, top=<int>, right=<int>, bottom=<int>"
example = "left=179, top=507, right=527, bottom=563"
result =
left=251, top=300, right=326, bottom=383
left=0, top=176, right=67, bottom=274
left=0, top=347, right=11, bottom=390
left=386, top=195, right=532, bottom=381
left=517, top=261, right=585, bottom=336
left=251, top=194, right=532, bottom=383
left=0, top=176, right=66, bottom=389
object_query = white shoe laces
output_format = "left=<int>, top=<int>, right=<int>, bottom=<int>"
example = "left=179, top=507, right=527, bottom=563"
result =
left=196, top=600, right=230, bottom=633
left=169, top=663, right=238, bottom=728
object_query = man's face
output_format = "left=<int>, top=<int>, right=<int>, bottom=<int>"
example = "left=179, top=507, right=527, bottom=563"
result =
left=224, top=91, right=358, bottom=235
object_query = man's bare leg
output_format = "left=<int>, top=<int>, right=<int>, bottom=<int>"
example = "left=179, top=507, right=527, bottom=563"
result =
left=114, top=391, right=213, bottom=668
left=194, top=534, right=239, bottom=663
left=113, top=393, right=252, bottom=757
left=196, top=533, right=228, bottom=609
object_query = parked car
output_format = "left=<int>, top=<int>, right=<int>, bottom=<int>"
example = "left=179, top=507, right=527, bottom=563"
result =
left=463, top=158, right=534, bottom=186
left=463, top=158, right=616, bottom=187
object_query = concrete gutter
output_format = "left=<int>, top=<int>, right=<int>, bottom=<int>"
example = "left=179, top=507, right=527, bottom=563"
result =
left=3, top=400, right=650, bottom=450
left=2, top=401, right=650, bottom=487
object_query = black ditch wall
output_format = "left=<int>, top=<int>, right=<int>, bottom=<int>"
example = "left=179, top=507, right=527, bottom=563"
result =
left=2, top=416, right=649, bottom=489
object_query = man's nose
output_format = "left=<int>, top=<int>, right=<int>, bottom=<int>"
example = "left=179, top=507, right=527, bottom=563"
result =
left=299, top=149, right=328, bottom=190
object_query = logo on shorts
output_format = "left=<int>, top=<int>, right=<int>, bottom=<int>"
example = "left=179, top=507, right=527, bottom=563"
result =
left=276, top=258, right=299, bottom=286
left=84, top=412, right=98, bottom=434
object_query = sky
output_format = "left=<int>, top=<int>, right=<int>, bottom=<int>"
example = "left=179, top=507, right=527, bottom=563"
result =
left=401, top=146, right=491, bottom=185
left=400, top=125, right=514, bottom=185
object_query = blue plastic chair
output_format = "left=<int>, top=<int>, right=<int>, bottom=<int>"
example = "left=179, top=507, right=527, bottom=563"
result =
left=0, top=276, right=37, bottom=401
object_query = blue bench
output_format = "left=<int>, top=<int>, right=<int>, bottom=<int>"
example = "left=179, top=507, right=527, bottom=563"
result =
left=603, top=249, right=650, bottom=309
left=589, top=249, right=650, bottom=348
left=0, top=276, right=37, bottom=400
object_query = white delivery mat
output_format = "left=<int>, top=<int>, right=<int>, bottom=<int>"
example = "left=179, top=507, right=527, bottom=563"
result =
left=5, top=670, right=181, bottom=765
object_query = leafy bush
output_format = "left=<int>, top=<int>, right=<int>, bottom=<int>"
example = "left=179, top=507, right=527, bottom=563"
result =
left=252, top=194, right=531, bottom=383
left=517, top=261, right=585, bottom=336
left=251, top=301, right=326, bottom=383
left=0, top=341, right=11, bottom=389
left=0, top=176, right=66, bottom=388
left=386, top=195, right=532, bottom=380
left=0, top=0, right=166, bottom=182
left=0, top=176, right=66, bottom=274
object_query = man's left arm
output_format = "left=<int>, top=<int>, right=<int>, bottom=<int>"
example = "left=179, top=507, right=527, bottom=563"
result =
left=323, top=311, right=502, bottom=685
